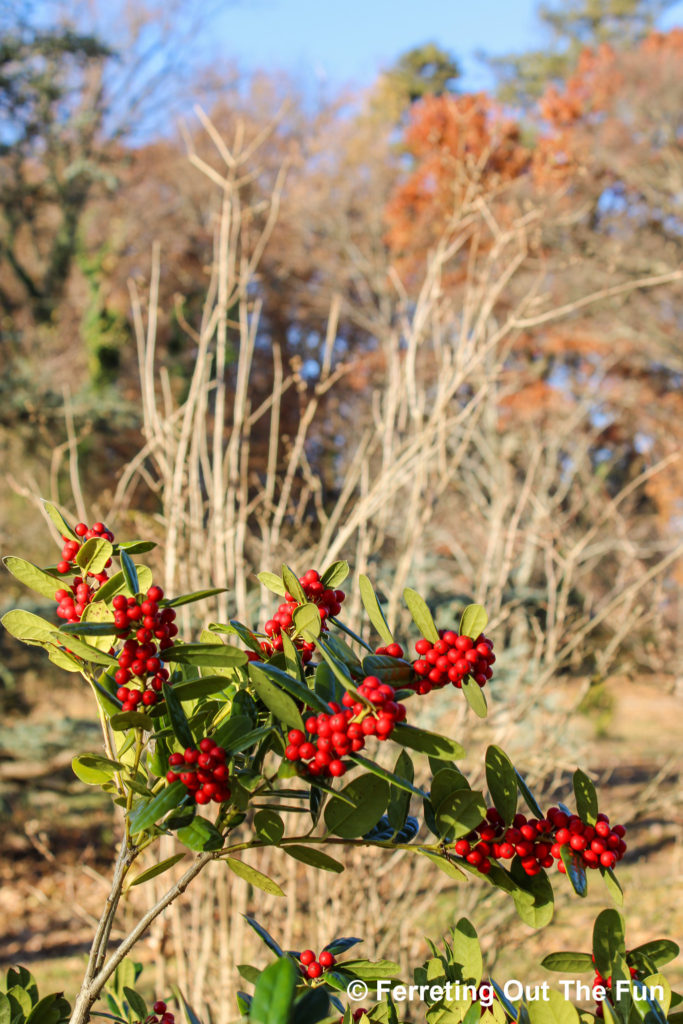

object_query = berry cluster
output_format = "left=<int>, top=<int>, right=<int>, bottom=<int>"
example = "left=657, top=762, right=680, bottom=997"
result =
left=56, top=520, right=115, bottom=576
left=593, top=965, right=638, bottom=1018
left=299, top=948, right=335, bottom=979
left=547, top=807, right=627, bottom=873
left=260, top=570, right=345, bottom=662
left=453, top=807, right=626, bottom=877
left=140, top=1003, right=174, bottom=1024
left=411, top=630, right=495, bottom=694
left=166, top=739, right=231, bottom=804
left=284, top=678, right=407, bottom=779
left=113, top=586, right=178, bottom=710
left=54, top=521, right=116, bottom=623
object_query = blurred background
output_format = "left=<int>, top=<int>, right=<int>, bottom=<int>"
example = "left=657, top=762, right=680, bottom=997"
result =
left=0, top=0, right=681, bottom=1015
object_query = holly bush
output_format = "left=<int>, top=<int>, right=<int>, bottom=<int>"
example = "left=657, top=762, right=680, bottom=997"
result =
left=1, top=503, right=680, bottom=1024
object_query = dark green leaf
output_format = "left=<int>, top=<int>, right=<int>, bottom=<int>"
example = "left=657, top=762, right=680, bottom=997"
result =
left=177, top=817, right=224, bottom=851
left=163, top=683, right=196, bottom=748
left=3, top=557, right=59, bottom=599
left=249, top=661, right=329, bottom=714
left=129, top=781, right=185, bottom=834
left=509, top=859, right=555, bottom=929
left=321, top=561, right=349, bottom=588
left=485, top=746, right=517, bottom=826
left=254, top=809, right=285, bottom=844
left=392, top=723, right=465, bottom=760
left=92, top=567, right=153, bottom=604
left=387, top=750, right=415, bottom=832
left=628, top=940, right=679, bottom=972
left=248, top=665, right=304, bottom=730
left=122, top=989, right=147, bottom=1020
left=358, top=574, right=394, bottom=645
left=167, top=588, right=227, bottom=608
left=434, top=788, right=486, bottom=840
left=244, top=915, right=284, bottom=956
left=461, top=678, right=488, bottom=718
left=283, top=845, right=345, bottom=873
left=171, top=676, right=233, bottom=701
left=324, top=773, right=390, bottom=838
left=225, top=858, right=284, bottom=896
left=60, top=621, right=120, bottom=636
left=592, top=909, right=626, bottom=978
left=560, top=846, right=587, bottom=897
left=341, top=959, right=401, bottom=981
left=349, top=752, right=426, bottom=799
left=323, top=937, right=362, bottom=954
left=573, top=769, right=598, bottom=826
left=459, top=604, right=488, bottom=639
left=52, top=630, right=118, bottom=666
left=514, top=768, right=544, bottom=819
left=403, top=588, right=439, bottom=643
left=361, top=654, right=414, bottom=686
left=249, top=957, right=298, bottom=1024
left=600, top=866, right=624, bottom=906
left=118, top=540, right=157, bottom=554
left=110, top=711, right=154, bottom=731
left=119, top=549, right=139, bottom=595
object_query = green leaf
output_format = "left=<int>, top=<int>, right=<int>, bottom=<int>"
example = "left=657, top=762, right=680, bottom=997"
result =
left=509, top=859, right=555, bottom=929
left=72, top=753, right=123, bottom=785
left=257, top=571, right=287, bottom=596
left=2, top=608, right=61, bottom=647
left=434, top=788, right=486, bottom=840
left=110, top=711, right=154, bottom=731
left=225, top=858, right=285, bottom=896
left=167, top=588, right=227, bottom=608
left=324, top=772, right=390, bottom=838
left=248, top=664, right=304, bottom=730
left=51, top=630, right=118, bottom=666
left=514, top=768, right=544, bottom=819
left=43, top=501, right=78, bottom=540
left=291, top=602, right=322, bottom=641
left=60, top=621, right=120, bottom=636
left=126, top=853, right=187, bottom=888
left=358, top=574, right=394, bottom=645
left=244, top=915, right=284, bottom=956
left=120, top=549, right=139, bottom=595
left=628, top=940, right=680, bottom=973
left=349, top=752, right=427, bottom=799
left=3, top=557, right=59, bottom=599
left=527, top=989, right=579, bottom=1024
left=403, top=588, right=439, bottom=643
left=92, top=566, right=153, bottom=604
left=600, top=866, right=624, bottom=906
left=122, top=989, right=147, bottom=1020
left=249, top=957, right=298, bottom=1024
left=560, top=845, right=587, bottom=896
left=249, top=661, right=329, bottom=714
left=48, top=646, right=82, bottom=673
left=0, top=994, right=11, bottom=1024
left=451, top=917, right=483, bottom=986
left=283, top=844, right=345, bottom=873
left=573, top=769, right=598, bottom=826
left=118, top=540, right=157, bottom=554
left=281, top=630, right=305, bottom=681
left=485, top=746, right=517, bottom=826
left=163, top=682, right=195, bottom=748
left=129, top=781, right=185, bottom=834
left=541, top=952, right=594, bottom=973
left=315, top=637, right=369, bottom=702
left=321, top=560, right=350, bottom=588
left=177, top=817, right=224, bottom=851
left=387, top=750, right=415, bottom=832
left=76, top=538, right=113, bottom=575
left=171, top=676, right=233, bottom=701
left=459, top=604, right=488, bottom=639
left=161, top=643, right=248, bottom=668
left=361, top=654, right=414, bottom=686
left=254, top=809, right=285, bottom=844
left=341, top=959, right=401, bottom=981
left=26, top=994, right=70, bottom=1024
left=461, top=678, right=488, bottom=718
left=592, top=909, right=626, bottom=978
left=392, top=723, right=465, bottom=760
left=281, top=564, right=306, bottom=603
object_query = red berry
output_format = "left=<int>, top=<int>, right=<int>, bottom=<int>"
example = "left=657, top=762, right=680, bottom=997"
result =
left=299, top=949, right=316, bottom=966
left=319, top=951, right=335, bottom=968
left=306, top=962, right=322, bottom=979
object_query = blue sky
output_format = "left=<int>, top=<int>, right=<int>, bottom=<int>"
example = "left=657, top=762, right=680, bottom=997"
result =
left=210, top=0, right=683, bottom=93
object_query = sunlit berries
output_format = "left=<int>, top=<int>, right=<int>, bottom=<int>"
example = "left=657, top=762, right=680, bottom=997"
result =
left=411, top=630, right=495, bottom=694
left=166, top=739, right=231, bottom=804
left=548, top=808, right=626, bottom=873
left=284, top=678, right=407, bottom=778
left=113, top=587, right=176, bottom=710
left=259, top=569, right=345, bottom=662
left=139, top=1002, right=175, bottom=1024
left=299, top=947, right=336, bottom=979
